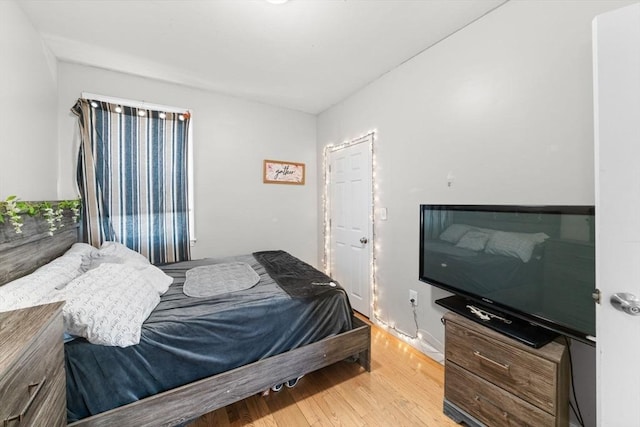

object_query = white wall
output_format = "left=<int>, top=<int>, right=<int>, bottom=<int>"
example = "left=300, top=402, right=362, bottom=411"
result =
left=57, top=63, right=318, bottom=265
left=0, top=1, right=58, bottom=200
left=317, top=1, right=634, bottom=425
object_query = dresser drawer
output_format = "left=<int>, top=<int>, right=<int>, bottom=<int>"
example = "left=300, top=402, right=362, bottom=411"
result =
left=446, top=362, right=555, bottom=427
left=0, top=308, right=65, bottom=426
left=446, top=320, right=558, bottom=414
left=20, top=365, right=66, bottom=427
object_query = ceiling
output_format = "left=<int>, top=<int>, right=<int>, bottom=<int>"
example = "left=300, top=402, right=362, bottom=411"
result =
left=18, top=0, right=507, bottom=114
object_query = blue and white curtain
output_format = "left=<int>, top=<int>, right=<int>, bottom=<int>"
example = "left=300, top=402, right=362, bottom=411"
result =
left=73, top=99, right=191, bottom=264
left=423, top=206, right=453, bottom=240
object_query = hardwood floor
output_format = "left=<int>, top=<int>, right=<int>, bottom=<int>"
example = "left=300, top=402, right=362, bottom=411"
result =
left=189, top=322, right=457, bottom=427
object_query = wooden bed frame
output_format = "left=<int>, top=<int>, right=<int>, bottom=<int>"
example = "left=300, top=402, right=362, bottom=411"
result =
left=0, top=205, right=371, bottom=427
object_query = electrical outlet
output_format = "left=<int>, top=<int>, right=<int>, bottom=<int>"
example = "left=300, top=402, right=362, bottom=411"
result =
left=409, top=289, right=418, bottom=306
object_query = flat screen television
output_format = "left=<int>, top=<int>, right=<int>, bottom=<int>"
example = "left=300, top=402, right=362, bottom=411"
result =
left=419, top=204, right=595, bottom=347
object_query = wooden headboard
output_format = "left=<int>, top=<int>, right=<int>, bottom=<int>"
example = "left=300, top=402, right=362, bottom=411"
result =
left=0, top=207, right=79, bottom=286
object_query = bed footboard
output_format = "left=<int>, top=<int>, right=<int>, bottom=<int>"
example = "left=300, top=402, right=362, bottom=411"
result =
left=68, top=316, right=371, bottom=427
left=351, top=315, right=371, bottom=371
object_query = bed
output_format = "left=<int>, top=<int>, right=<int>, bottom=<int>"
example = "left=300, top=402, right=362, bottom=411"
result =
left=0, top=209, right=371, bottom=427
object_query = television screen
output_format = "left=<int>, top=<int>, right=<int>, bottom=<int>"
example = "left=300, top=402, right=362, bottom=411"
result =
left=419, top=205, right=595, bottom=344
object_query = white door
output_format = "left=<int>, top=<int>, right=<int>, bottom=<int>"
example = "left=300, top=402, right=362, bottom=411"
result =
left=593, top=4, right=640, bottom=425
left=328, top=134, right=373, bottom=317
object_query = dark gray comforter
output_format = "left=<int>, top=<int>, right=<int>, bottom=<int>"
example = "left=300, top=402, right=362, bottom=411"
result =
left=64, top=251, right=353, bottom=422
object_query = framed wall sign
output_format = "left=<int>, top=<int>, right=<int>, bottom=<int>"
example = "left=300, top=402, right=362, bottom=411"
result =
left=263, top=159, right=305, bottom=185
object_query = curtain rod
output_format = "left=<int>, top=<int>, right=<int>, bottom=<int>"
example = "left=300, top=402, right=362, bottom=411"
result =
left=81, top=92, right=190, bottom=114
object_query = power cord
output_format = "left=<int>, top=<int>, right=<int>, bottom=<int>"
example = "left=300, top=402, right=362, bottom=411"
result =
left=411, top=298, right=420, bottom=335
left=563, top=336, right=585, bottom=427
left=373, top=297, right=420, bottom=340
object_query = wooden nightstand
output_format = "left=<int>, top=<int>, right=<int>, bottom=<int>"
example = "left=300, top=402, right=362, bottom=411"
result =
left=443, top=312, right=569, bottom=427
left=0, top=302, right=66, bottom=427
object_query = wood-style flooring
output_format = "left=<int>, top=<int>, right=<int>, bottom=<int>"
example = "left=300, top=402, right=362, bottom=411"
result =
left=189, top=321, right=457, bottom=426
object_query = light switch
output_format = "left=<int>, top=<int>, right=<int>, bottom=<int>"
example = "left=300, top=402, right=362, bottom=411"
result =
left=379, top=208, right=388, bottom=221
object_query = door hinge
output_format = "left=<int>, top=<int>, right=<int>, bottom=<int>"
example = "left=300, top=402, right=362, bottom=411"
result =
left=592, top=288, right=601, bottom=304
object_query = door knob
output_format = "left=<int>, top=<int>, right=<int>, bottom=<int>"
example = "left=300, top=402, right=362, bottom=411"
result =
left=610, top=293, right=640, bottom=315
left=360, top=237, right=368, bottom=245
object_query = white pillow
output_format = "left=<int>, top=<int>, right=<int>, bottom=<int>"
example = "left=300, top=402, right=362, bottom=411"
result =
left=99, top=241, right=150, bottom=266
left=73, top=241, right=172, bottom=295
left=485, top=231, right=549, bottom=263
left=439, top=224, right=474, bottom=244
left=0, top=248, right=85, bottom=312
left=456, top=230, right=491, bottom=251
left=65, top=242, right=99, bottom=258
left=59, top=263, right=160, bottom=347
left=137, top=264, right=173, bottom=295
left=474, top=227, right=499, bottom=237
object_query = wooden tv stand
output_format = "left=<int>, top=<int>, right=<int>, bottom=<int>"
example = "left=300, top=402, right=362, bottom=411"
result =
left=443, top=312, right=569, bottom=426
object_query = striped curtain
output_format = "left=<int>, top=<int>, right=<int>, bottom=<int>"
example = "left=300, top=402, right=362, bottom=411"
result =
left=423, top=206, right=453, bottom=239
left=73, top=99, right=191, bottom=264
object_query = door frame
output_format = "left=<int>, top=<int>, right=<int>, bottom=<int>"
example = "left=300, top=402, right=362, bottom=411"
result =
left=323, top=132, right=375, bottom=317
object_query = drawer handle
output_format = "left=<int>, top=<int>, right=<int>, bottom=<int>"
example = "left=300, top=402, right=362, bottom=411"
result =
left=3, top=377, right=46, bottom=427
left=473, top=350, right=510, bottom=371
